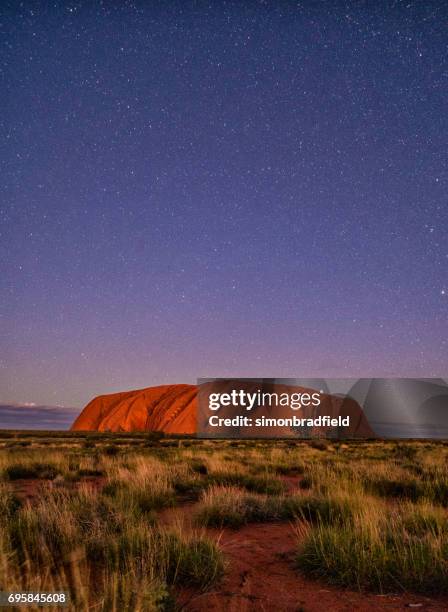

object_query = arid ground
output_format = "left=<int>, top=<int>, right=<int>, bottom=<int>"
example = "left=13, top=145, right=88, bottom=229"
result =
left=1, top=432, right=448, bottom=611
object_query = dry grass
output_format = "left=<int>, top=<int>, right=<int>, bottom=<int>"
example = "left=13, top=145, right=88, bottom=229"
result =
left=0, top=435, right=447, bottom=605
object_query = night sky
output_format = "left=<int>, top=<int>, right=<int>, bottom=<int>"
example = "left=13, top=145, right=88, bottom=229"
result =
left=1, top=1, right=447, bottom=409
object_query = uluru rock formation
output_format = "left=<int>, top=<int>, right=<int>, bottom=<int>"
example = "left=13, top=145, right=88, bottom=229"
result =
left=71, top=382, right=375, bottom=437
left=71, top=384, right=197, bottom=434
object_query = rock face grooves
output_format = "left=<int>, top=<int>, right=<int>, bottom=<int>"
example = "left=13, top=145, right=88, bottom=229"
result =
left=71, top=382, right=374, bottom=437
left=71, top=384, right=197, bottom=434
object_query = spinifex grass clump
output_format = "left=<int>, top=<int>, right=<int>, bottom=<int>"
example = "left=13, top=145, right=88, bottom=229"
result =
left=0, top=483, right=22, bottom=517
left=297, top=500, right=448, bottom=594
left=0, top=484, right=223, bottom=610
left=195, top=485, right=355, bottom=528
left=162, top=531, right=224, bottom=588
left=401, top=502, right=448, bottom=537
left=363, top=466, right=448, bottom=506
left=208, top=470, right=286, bottom=495
left=366, top=477, right=425, bottom=501
left=103, top=456, right=177, bottom=512
left=103, top=479, right=174, bottom=515
left=7, top=487, right=127, bottom=567
left=195, top=486, right=276, bottom=528
left=272, top=462, right=306, bottom=476
left=86, top=524, right=223, bottom=589
left=3, top=462, right=60, bottom=480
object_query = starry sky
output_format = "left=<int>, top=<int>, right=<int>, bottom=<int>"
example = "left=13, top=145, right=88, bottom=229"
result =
left=1, top=1, right=447, bottom=409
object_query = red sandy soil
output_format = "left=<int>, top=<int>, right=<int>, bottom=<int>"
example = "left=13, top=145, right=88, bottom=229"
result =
left=178, top=521, right=447, bottom=612
left=11, top=476, right=105, bottom=501
left=158, top=492, right=447, bottom=612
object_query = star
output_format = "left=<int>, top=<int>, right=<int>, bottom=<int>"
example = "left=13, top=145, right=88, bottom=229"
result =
left=1, top=1, right=447, bottom=406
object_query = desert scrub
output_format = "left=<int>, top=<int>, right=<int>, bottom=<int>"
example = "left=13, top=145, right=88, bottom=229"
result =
left=190, top=459, right=208, bottom=474
left=87, top=524, right=223, bottom=590
left=0, top=484, right=223, bottom=609
left=100, top=575, right=175, bottom=612
left=195, top=486, right=267, bottom=528
left=366, top=476, right=425, bottom=501
left=2, top=462, right=60, bottom=481
left=209, top=470, right=286, bottom=495
left=272, top=461, right=306, bottom=476
left=0, top=483, right=21, bottom=517
left=104, top=456, right=176, bottom=511
left=103, top=478, right=175, bottom=514
left=172, top=475, right=206, bottom=500
left=170, top=462, right=208, bottom=499
left=162, top=531, right=224, bottom=588
left=6, top=487, right=127, bottom=566
left=297, top=505, right=448, bottom=594
left=400, top=501, right=448, bottom=537
left=7, top=495, right=80, bottom=566
left=195, top=486, right=356, bottom=528
left=364, top=472, right=448, bottom=506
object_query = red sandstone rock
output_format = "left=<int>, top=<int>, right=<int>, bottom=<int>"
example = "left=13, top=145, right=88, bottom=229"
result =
left=71, top=384, right=197, bottom=433
left=71, top=382, right=374, bottom=437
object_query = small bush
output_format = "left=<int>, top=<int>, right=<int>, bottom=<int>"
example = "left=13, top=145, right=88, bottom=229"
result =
left=310, top=440, right=328, bottom=451
left=392, top=444, right=418, bottom=461
left=274, top=463, right=305, bottom=476
left=367, top=477, right=424, bottom=501
left=104, top=445, right=119, bottom=456
left=77, top=469, right=104, bottom=477
left=3, top=463, right=59, bottom=481
left=210, top=471, right=285, bottom=495
left=3, top=464, right=38, bottom=480
left=146, top=431, right=165, bottom=441
left=173, top=478, right=205, bottom=500
left=299, top=476, right=313, bottom=489
left=191, top=461, right=208, bottom=475
left=87, top=527, right=223, bottom=591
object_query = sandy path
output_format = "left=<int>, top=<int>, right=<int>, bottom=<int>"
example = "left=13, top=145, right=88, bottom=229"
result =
left=174, top=519, right=447, bottom=612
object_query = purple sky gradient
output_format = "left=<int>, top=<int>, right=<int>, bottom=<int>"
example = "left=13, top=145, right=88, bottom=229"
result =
left=1, top=1, right=447, bottom=408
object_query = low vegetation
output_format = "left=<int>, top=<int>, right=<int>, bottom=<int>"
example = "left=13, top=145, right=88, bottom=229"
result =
left=195, top=485, right=355, bottom=528
left=0, top=433, right=447, bottom=606
left=297, top=503, right=448, bottom=594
